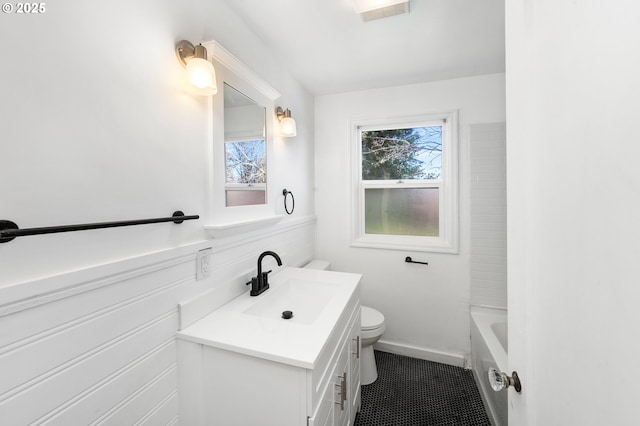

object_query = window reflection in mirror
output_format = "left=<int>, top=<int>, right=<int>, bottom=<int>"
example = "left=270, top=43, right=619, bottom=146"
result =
left=223, top=83, right=267, bottom=207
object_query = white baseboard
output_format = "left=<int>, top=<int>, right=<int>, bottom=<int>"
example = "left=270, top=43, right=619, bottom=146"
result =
left=374, top=339, right=466, bottom=368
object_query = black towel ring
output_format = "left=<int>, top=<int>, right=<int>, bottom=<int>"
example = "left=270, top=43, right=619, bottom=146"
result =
left=282, top=189, right=295, bottom=215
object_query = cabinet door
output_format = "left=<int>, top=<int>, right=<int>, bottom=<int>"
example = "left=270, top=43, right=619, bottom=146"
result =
left=333, top=339, right=349, bottom=426
left=349, top=309, right=361, bottom=422
left=308, top=386, right=334, bottom=426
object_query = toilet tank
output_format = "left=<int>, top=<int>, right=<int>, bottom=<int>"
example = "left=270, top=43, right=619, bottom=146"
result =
left=303, top=260, right=331, bottom=271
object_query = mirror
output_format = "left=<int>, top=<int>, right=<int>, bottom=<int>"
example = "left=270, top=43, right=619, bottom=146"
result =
left=223, top=83, right=267, bottom=207
left=204, top=40, right=282, bottom=236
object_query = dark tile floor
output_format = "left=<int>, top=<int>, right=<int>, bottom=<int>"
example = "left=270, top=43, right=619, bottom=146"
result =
left=354, top=351, right=491, bottom=426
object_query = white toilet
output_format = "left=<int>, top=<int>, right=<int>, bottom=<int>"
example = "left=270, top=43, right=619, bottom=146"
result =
left=303, top=260, right=386, bottom=385
left=359, top=305, right=385, bottom=385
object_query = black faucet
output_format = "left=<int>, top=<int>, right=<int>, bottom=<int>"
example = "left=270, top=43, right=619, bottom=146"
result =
left=247, top=251, right=282, bottom=296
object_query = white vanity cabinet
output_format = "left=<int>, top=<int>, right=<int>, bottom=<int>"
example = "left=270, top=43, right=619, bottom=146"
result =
left=348, top=311, right=362, bottom=420
left=308, top=301, right=360, bottom=426
left=176, top=267, right=361, bottom=426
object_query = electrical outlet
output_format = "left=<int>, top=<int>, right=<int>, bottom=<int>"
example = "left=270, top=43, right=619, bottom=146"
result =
left=196, top=248, right=212, bottom=280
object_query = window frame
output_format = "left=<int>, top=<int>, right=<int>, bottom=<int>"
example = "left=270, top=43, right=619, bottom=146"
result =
left=350, top=112, right=459, bottom=253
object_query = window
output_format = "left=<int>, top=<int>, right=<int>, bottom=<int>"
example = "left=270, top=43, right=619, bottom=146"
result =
left=224, top=139, right=266, bottom=206
left=351, top=112, right=458, bottom=253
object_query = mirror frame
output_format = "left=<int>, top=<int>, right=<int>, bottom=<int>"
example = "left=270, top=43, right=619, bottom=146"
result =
left=203, top=41, right=282, bottom=237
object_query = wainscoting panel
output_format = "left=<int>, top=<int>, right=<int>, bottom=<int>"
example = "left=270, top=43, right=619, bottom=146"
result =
left=0, top=216, right=315, bottom=425
left=0, top=285, right=184, bottom=397
left=41, top=341, right=177, bottom=425
left=0, top=255, right=193, bottom=348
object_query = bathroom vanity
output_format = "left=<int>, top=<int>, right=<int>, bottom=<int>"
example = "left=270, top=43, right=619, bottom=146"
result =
left=177, top=267, right=362, bottom=426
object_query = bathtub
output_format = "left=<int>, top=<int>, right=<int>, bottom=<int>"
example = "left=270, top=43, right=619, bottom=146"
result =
left=471, top=308, right=508, bottom=426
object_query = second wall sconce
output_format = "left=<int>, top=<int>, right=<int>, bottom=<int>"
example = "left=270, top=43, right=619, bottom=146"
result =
left=176, top=40, right=217, bottom=96
left=276, top=107, right=297, bottom=137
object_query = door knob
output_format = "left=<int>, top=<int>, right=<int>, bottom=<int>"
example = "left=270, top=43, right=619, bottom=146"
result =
left=488, top=367, right=522, bottom=393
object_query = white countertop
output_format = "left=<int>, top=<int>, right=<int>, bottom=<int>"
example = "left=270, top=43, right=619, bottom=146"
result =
left=176, top=267, right=361, bottom=369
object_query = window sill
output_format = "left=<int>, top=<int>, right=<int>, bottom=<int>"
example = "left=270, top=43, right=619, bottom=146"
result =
left=350, top=237, right=458, bottom=254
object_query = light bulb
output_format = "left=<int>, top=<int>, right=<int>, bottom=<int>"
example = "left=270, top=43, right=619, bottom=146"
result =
left=185, top=58, right=217, bottom=95
left=280, top=117, right=297, bottom=137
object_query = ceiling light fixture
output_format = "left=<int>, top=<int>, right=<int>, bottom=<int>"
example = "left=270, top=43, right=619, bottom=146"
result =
left=352, top=0, right=409, bottom=21
left=276, top=107, right=297, bottom=137
left=175, top=40, right=217, bottom=96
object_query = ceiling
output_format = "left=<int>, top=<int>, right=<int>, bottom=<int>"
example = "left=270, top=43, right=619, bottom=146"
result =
left=223, top=0, right=505, bottom=96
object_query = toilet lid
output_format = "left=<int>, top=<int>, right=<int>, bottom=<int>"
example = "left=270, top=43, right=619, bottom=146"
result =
left=361, top=306, right=384, bottom=330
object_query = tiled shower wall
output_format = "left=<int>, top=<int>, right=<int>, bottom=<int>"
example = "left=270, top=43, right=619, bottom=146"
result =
left=470, top=123, right=507, bottom=309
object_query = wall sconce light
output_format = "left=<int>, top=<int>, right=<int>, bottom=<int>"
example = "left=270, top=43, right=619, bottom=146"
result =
left=175, top=40, right=217, bottom=96
left=276, top=107, right=297, bottom=137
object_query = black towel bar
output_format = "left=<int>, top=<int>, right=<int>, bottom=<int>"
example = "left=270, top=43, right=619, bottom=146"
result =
left=405, top=256, right=429, bottom=266
left=0, top=211, right=199, bottom=243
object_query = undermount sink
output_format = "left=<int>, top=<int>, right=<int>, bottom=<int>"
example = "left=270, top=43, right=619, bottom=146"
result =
left=243, top=279, right=337, bottom=324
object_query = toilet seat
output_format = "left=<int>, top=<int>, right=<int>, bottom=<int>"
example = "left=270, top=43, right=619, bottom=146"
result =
left=361, top=306, right=385, bottom=330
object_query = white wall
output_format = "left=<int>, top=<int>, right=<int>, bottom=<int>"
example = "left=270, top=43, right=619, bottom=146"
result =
left=0, top=0, right=315, bottom=422
left=0, top=0, right=315, bottom=286
left=506, top=1, right=640, bottom=424
left=314, top=74, right=505, bottom=363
